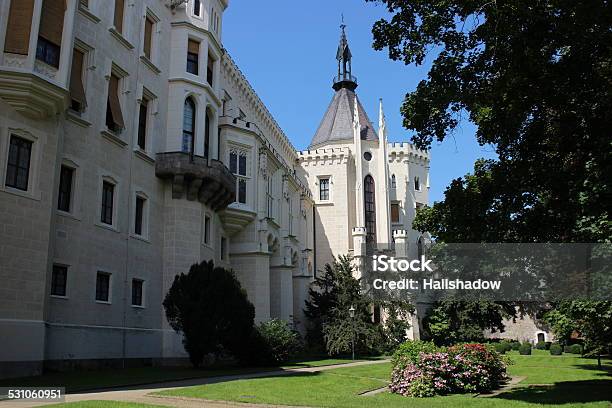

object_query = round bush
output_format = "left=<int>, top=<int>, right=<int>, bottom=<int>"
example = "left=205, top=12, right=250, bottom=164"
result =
left=391, top=340, right=440, bottom=371
left=535, top=341, right=547, bottom=350
left=549, top=344, right=563, bottom=355
left=569, top=344, right=583, bottom=354
left=519, top=343, right=532, bottom=355
left=510, top=341, right=521, bottom=351
left=494, top=343, right=508, bottom=354
left=256, top=319, right=303, bottom=364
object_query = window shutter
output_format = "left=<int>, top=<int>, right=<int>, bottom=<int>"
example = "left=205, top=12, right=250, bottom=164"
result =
left=108, top=74, right=125, bottom=129
left=39, top=0, right=66, bottom=47
left=114, top=0, right=125, bottom=33
left=188, top=39, right=199, bottom=55
left=143, top=17, right=153, bottom=58
left=69, top=49, right=87, bottom=109
left=4, top=0, right=35, bottom=55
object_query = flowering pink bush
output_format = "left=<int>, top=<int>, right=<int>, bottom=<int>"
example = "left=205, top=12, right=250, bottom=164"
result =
left=389, top=343, right=509, bottom=397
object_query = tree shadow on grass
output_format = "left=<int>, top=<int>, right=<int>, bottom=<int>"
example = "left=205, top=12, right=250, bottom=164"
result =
left=494, top=380, right=612, bottom=405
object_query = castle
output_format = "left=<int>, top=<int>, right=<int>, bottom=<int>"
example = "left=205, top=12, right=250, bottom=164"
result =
left=0, top=0, right=545, bottom=379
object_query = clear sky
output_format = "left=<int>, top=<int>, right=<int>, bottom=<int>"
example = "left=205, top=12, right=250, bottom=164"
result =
left=222, top=1, right=497, bottom=203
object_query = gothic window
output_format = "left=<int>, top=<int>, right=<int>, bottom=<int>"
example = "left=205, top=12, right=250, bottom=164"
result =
left=319, top=178, right=329, bottom=201
left=364, top=175, right=376, bottom=243
left=391, top=174, right=396, bottom=189
left=414, top=176, right=421, bottom=191
left=229, top=148, right=248, bottom=204
left=204, top=109, right=211, bottom=158
left=182, top=97, right=195, bottom=154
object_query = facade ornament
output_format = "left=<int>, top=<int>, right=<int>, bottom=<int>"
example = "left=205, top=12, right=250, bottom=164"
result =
left=282, top=174, right=289, bottom=200
left=258, top=148, right=268, bottom=179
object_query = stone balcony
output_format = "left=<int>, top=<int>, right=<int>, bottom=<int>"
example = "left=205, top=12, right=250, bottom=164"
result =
left=155, top=152, right=236, bottom=211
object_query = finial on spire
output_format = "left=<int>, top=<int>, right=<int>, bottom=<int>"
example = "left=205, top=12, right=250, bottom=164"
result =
left=333, top=22, right=357, bottom=92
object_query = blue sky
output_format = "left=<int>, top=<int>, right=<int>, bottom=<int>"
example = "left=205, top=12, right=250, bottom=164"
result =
left=223, top=1, right=497, bottom=203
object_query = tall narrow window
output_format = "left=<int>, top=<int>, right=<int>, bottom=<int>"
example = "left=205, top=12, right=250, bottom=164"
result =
left=391, top=174, right=396, bottom=189
left=69, top=48, right=87, bottom=112
left=36, top=0, right=64, bottom=68
left=414, top=176, right=420, bottom=191
left=193, top=0, right=201, bottom=16
left=4, top=0, right=35, bottom=55
left=5, top=135, right=32, bottom=191
left=207, top=53, right=214, bottom=86
left=137, top=99, right=148, bottom=150
left=131, top=279, right=143, bottom=306
left=204, top=110, right=211, bottom=158
left=220, top=236, right=226, bottom=260
left=134, top=195, right=145, bottom=236
left=204, top=215, right=210, bottom=244
left=51, top=265, right=67, bottom=297
left=101, top=181, right=114, bottom=225
left=113, top=0, right=125, bottom=33
left=364, top=175, right=376, bottom=243
left=57, top=165, right=74, bottom=212
left=182, top=98, right=195, bottom=154
left=106, top=73, right=125, bottom=133
left=143, top=16, right=153, bottom=59
left=95, top=272, right=110, bottom=302
left=391, top=202, right=400, bottom=224
left=319, top=178, right=329, bottom=201
left=229, top=151, right=247, bottom=204
left=267, top=176, right=274, bottom=217
left=187, top=40, right=199, bottom=75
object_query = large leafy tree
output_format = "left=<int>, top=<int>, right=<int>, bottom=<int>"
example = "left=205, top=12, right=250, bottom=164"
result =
left=368, top=0, right=611, bottom=345
left=368, top=0, right=611, bottom=242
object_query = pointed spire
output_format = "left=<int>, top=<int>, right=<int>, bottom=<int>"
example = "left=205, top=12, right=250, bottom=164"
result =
left=378, top=98, right=388, bottom=142
left=353, top=94, right=361, bottom=143
left=333, top=23, right=357, bottom=92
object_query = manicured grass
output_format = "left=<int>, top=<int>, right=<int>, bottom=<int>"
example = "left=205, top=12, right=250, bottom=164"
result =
left=48, top=402, right=165, bottom=408
left=0, top=357, right=364, bottom=393
left=158, top=350, right=612, bottom=408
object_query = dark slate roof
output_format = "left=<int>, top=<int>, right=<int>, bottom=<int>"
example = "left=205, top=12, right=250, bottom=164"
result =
left=309, top=88, right=378, bottom=149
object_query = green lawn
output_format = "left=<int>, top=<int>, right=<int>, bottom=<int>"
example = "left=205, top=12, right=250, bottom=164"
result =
left=155, top=350, right=612, bottom=408
left=46, top=402, right=166, bottom=408
left=0, top=356, right=365, bottom=393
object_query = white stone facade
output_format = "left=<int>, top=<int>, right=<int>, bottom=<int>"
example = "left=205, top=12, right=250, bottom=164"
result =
left=0, top=0, right=438, bottom=380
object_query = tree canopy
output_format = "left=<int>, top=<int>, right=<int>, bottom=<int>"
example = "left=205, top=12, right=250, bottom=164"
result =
left=368, top=0, right=611, bottom=242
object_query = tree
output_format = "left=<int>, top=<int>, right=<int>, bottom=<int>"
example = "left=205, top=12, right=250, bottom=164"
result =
left=163, top=260, right=255, bottom=367
left=368, top=0, right=611, bottom=242
left=304, top=256, right=383, bottom=355
left=369, top=0, right=611, bottom=343
left=423, top=300, right=514, bottom=346
left=545, top=301, right=612, bottom=367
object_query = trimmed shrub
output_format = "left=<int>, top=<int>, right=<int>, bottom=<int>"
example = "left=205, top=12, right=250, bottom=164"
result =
left=500, top=341, right=513, bottom=353
left=569, top=344, right=583, bottom=354
left=535, top=341, right=547, bottom=350
left=256, top=319, right=303, bottom=364
left=391, top=340, right=440, bottom=371
left=510, top=341, right=521, bottom=351
left=519, top=342, right=532, bottom=355
left=390, top=343, right=509, bottom=397
left=549, top=344, right=563, bottom=355
left=545, top=341, right=552, bottom=350
left=494, top=343, right=508, bottom=354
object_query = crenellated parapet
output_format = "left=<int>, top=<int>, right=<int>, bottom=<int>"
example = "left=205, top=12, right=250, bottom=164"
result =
left=297, top=147, right=351, bottom=166
left=388, top=142, right=430, bottom=164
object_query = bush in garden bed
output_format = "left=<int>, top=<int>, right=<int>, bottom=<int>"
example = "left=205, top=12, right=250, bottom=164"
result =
left=389, top=343, right=509, bottom=397
left=519, top=342, right=532, bottom=355
left=391, top=340, right=441, bottom=371
left=550, top=343, right=563, bottom=355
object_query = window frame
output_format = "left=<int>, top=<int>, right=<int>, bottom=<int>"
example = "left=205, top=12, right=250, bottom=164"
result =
left=390, top=202, right=401, bottom=224
left=182, top=97, right=196, bottom=154
left=133, top=192, right=148, bottom=239
left=57, top=164, right=75, bottom=213
left=51, top=264, right=68, bottom=298
left=97, top=175, right=119, bottom=230
left=186, top=39, right=200, bottom=75
left=131, top=278, right=145, bottom=307
left=229, top=147, right=250, bottom=205
left=95, top=271, right=112, bottom=304
left=203, top=214, right=211, bottom=245
left=318, top=177, right=331, bottom=202
left=5, top=134, right=33, bottom=192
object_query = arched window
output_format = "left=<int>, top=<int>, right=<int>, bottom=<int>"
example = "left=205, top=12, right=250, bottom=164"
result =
left=391, top=174, right=396, bottom=189
left=193, top=0, right=201, bottom=16
left=204, top=109, right=211, bottom=159
left=364, top=175, right=376, bottom=243
left=414, top=176, right=420, bottom=191
left=417, top=236, right=424, bottom=258
left=182, top=98, right=195, bottom=154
